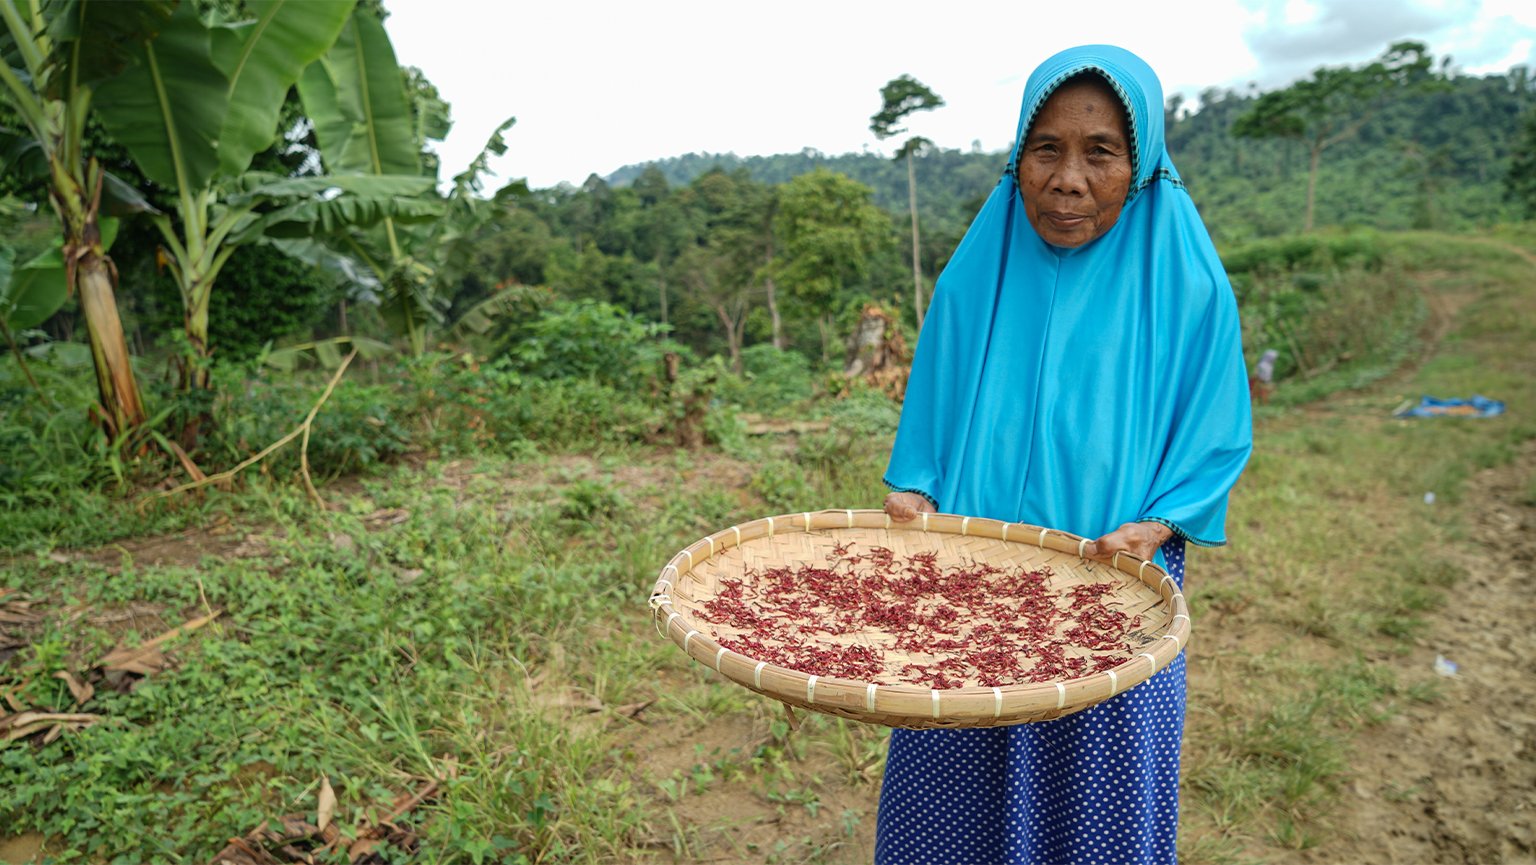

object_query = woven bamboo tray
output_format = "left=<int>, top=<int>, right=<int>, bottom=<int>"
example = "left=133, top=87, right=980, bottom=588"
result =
left=648, top=509, right=1189, bottom=729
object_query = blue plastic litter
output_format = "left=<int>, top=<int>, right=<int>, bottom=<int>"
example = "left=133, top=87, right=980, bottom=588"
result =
left=1394, top=395, right=1506, bottom=418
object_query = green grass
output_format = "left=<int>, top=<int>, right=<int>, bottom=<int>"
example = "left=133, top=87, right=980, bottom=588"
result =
left=2, top=229, right=1533, bottom=862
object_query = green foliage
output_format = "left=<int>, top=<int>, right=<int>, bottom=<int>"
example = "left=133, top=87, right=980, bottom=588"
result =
left=1221, top=231, right=1388, bottom=276
left=0, top=360, right=118, bottom=498
left=1231, top=41, right=1441, bottom=232
left=869, top=74, right=945, bottom=140
left=0, top=244, right=61, bottom=334
left=1506, top=108, right=1536, bottom=218
left=1232, top=41, right=1439, bottom=146
left=750, top=384, right=898, bottom=513
left=298, top=7, right=420, bottom=178
left=713, top=344, right=817, bottom=413
left=1223, top=231, right=1422, bottom=396
left=558, top=477, right=627, bottom=524
left=496, top=298, right=674, bottom=390
left=136, top=240, right=344, bottom=363
left=92, top=0, right=352, bottom=190
left=774, top=170, right=895, bottom=312
left=196, top=349, right=672, bottom=483
left=0, top=354, right=218, bottom=551
left=296, top=7, right=519, bottom=358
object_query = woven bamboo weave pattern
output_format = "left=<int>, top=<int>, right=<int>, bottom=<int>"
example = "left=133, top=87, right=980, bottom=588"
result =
left=649, top=509, right=1190, bottom=729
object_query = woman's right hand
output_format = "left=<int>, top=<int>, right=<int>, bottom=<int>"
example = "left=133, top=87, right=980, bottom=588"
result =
left=884, top=491, right=936, bottom=522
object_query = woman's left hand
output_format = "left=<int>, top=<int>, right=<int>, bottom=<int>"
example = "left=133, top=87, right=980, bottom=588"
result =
left=1082, top=521, right=1173, bottom=562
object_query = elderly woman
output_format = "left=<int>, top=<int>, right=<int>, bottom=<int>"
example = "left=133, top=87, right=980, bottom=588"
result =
left=878, top=45, right=1252, bottom=864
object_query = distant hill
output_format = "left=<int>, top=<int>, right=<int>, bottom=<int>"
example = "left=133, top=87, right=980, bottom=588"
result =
left=606, top=67, right=1536, bottom=244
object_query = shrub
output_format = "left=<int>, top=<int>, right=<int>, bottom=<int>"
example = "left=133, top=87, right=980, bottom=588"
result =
left=1220, top=230, right=1388, bottom=278
left=1222, top=232, right=1421, bottom=393
left=714, top=344, right=817, bottom=413
left=793, top=384, right=901, bottom=486
left=494, top=299, right=682, bottom=391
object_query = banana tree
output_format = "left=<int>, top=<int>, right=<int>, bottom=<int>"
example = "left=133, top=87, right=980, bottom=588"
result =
left=0, top=0, right=160, bottom=436
left=88, top=0, right=358, bottom=391
left=298, top=6, right=516, bottom=355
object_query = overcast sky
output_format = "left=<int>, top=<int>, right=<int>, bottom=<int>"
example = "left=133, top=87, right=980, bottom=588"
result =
left=382, top=0, right=1536, bottom=190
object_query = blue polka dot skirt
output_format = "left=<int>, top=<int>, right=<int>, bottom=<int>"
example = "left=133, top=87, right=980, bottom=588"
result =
left=876, top=538, right=1188, bottom=865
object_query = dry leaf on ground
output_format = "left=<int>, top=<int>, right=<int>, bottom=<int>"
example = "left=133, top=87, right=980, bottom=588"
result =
left=95, top=609, right=222, bottom=674
left=207, top=777, right=438, bottom=865
left=53, top=670, right=94, bottom=706
left=0, top=710, right=104, bottom=742
left=317, top=776, right=336, bottom=832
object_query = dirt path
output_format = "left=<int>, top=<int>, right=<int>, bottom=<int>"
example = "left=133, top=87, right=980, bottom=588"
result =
left=1294, top=439, right=1536, bottom=865
left=1288, top=240, right=1536, bottom=865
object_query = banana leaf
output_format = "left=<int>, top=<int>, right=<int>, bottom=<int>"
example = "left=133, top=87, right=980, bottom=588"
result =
left=210, top=0, right=351, bottom=177
left=230, top=188, right=443, bottom=245
left=260, top=335, right=392, bottom=372
left=296, top=8, right=417, bottom=177
left=39, top=0, right=175, bottom=93
left=91, top=0, right=224, bottom=192
left=223, top=172, right=435, bottom=205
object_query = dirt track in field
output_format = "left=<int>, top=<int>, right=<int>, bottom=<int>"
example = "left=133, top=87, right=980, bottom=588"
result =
left=1291, top=440, right=1536, bottom=865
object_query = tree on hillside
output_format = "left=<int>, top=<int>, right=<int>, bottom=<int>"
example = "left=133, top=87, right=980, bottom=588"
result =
left=0, top=0, right=157, bottom=437
left=673, top=242, right=750, bottom=372
left=773, top=170, right=894, bottom=360
left=672, top=169, right=775, bottom=369
left=1506, top=108, right=1536, bottom=218
left=871, top=74, right=944, bottom=328
left=1232, top=40, right=1441, bottom=232
left=622, top=167, right=693, bottom=327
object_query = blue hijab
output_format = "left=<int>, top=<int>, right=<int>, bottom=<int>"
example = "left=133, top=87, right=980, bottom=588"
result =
left=884, top=45, right=1251, bottom=548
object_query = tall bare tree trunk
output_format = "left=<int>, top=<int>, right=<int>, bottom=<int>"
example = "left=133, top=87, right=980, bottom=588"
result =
left=907, top=150, right=925, bottom=328
left=765, top=275, right=783, bottom=350
left=656, top=252, right=669, bottom=325
left=712, top=303, right=743, bottom=373
left=1305, top=145, right=1321, bottom=232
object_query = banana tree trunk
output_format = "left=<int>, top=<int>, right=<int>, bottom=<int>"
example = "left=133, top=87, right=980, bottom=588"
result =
left=182, top=271, right=214, bottom=392
left=52, top=163, right=146, bottom=438
left=76, top=249, right=146, bottom=438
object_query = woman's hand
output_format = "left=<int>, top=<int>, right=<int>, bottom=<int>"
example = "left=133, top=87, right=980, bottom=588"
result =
left=1083, top=521, right=1173, bottom=562
left=884, top=492, right=936, bottom=522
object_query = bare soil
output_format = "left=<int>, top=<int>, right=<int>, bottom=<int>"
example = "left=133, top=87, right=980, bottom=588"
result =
left=1294, top=440, right=1536, bottom=865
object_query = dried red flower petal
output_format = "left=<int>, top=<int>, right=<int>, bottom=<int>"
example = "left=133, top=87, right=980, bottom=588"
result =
left=696, top=544, right=1139, bottom=688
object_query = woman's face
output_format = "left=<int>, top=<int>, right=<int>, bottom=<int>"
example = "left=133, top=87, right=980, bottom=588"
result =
left=1017, top=78, right=1134, bottom=248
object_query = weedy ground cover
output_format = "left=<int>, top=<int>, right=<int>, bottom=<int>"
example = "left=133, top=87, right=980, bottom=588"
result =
left=1, top=231, right=1532, bottom=863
